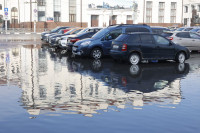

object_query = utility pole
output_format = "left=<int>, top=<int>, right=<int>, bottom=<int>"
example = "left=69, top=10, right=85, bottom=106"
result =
left=24, top=0, right=37, bottom=32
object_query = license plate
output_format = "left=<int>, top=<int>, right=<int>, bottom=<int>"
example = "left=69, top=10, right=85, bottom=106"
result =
left=73, top=47, right=77, bottom=51
left=113, top=45, right=119, bottom=49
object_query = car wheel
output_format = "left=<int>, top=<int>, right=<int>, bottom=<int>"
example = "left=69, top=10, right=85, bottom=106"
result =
left=91, top=48, right=102, bottom=59
left=176, top=52, right=186, bottom=63
left=129, top=53, right=140, bottom=65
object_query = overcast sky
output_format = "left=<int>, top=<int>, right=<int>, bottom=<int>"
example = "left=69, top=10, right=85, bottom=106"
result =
left=88, top=0, right=133, bottom=7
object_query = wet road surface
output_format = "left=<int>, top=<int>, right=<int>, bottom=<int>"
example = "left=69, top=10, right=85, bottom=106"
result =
left=0, top=35, right=200, bottom=133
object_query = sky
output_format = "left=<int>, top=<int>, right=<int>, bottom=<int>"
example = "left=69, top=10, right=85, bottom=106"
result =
left=88, top=0, right=133, bottom=8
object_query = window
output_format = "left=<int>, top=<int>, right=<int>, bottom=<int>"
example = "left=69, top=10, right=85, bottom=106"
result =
left=184, top=6, right=188, bottom=13
left=190, top=33, right=200, bottom=39
left=158, top=2, right=165, bottom=23
left=54, top=0, right=61, bottom=22
left=184, top=18, right=188, bottom=25
left=171, top=2, right=177, bottom=23
left=127, top=35, right=141, bottom=43
left=0, top=4, right=2, bottom=10
left=38, top=11, right=45, bottom=21
left=37, top=0, right=46, bottom=6
left=125, top=27, right=150, bottom=33
left=11, top=7, right=18, bottom=24
left=140, top=34, right=153, bottom=44
left=69, top=0, right=76, bottom=22
left=146, top=1, right=152, bottom=23
left=176, top=32, right=190, bottom=38
left=153, top=35, right=169, bottom=45
left=198, top=5, right=200, bottom=12
left=105, top=29, right=122, bottom=40
left=127, top=15, right=132, bottom=20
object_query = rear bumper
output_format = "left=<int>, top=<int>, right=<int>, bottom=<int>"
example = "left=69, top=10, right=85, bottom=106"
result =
left=110, top=50, right=128, bottom=60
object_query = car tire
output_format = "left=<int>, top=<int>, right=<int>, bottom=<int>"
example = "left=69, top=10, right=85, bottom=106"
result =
left=129, top=53, right=140, bottom=65
left=176, top=52, right=186, bottom=63
left=91, top=48, right=103, bottom=59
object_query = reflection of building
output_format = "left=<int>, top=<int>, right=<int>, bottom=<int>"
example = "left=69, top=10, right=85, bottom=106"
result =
left=0, top=45, right=186, bottom=117
left=0, top=47, right=21, bottom=86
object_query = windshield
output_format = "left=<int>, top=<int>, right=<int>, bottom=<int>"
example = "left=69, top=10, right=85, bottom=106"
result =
left=64, top=29, right=76, bottom=35
left=77, top=28, right=88, bottom=35
left=176, top=28, right=184, bottom=31
left=92, top=28, right=109, bottom=39
left=184, top=28, right=193, bottom=31
left=57, top=29, right=63, bottom=34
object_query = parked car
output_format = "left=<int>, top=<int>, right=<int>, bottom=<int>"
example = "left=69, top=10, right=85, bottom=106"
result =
left=163, top=31, right=200, bottom=52
left=190, top=28, right=200, bottom=34
left=110, top=32, right=190, bottom=65
left=58, top=27, right=102, bottom=50
left=151, top=26, right=170, bottom=35
left=41, top=26, right=70, bottom=40
left=49, top=28, right=83, bottom=47
left=72, top=24, right=152, bottom=59
left=176, top=27, right=194, bottom=32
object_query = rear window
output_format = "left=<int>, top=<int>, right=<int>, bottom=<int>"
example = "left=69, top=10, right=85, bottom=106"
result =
left=125, top=27, right=150, bottom=33
left=161, top=32, right=173, bottom=37
left=115, top=34, right=129, bottom=41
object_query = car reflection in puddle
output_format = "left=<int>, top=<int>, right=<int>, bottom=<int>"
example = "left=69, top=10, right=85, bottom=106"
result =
left=12, top=45, right=190, bottom=117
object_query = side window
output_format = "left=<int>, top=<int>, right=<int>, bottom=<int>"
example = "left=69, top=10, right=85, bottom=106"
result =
left=190, top=33, right=200, bottom=39
left=88, top=29, right=95, bottom=32
left=105, top=29, right=122, bottom=40
left=140, top=35, right=153, bottom=44
left=176, top=32, right=190, bottom=38
left=138, top=28, right=150, bottom=32
left=125, top=28, right=139, bottom=33
left=153, top=35, right=170, bottom=45
left=127, top=35, right=141, bottom=43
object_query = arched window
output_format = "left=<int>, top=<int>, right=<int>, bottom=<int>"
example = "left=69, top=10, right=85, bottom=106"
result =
left=11, top=7, right=18, bottom=24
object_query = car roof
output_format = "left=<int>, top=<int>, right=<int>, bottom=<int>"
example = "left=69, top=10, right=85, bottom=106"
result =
left=107, top=24, right=151, bottom=29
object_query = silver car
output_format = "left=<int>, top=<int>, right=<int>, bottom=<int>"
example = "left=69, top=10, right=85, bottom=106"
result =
left=166, top=31, right=200, bottom=51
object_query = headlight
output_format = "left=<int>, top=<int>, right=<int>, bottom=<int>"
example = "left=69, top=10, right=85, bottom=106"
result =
left=80, top=41, right=91, bottom=46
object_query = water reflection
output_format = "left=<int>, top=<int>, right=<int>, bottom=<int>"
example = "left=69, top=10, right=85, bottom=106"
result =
left=0, top=45, right=190, bottom=117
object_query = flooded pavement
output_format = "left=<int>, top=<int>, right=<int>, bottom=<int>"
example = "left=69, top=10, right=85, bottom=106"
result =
left=0, top=42, right=200, bottom=133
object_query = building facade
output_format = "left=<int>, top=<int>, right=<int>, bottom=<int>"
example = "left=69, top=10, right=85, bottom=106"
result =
left=183, top=0, right=200, bottom=26
left=0, top=0, right=187, bottom=30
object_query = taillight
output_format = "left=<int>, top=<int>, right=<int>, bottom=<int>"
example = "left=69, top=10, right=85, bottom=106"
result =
left=122, top=44, right=127, bottom=51
left=70, top=39, right=80, bottom=43
left=167, top=37, right=173, bottom=40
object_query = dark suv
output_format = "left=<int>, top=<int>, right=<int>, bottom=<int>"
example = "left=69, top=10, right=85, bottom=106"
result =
left=72, top=24, right=152, bottom=59
left=110, top=33, right=190, bottom=65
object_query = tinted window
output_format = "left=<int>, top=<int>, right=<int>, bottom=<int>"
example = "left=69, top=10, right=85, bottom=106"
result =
left=176, top=32, right=190, bottom=38
left=140, top=35, right=153, bottom=44
left=105, top=29, right=122, bottom=40
left=127, top=34, right=141, bottom=43
left=190, top=33, right=200, bottom=39
left=153, top=35, right=170, bottom=45
left=115, top=34, right=129, bottom=41
left=125, top=27, right=150, bottom=33
left=161, top=32, right=173, bottom=37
